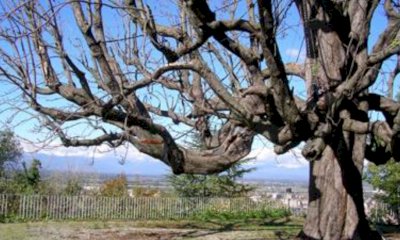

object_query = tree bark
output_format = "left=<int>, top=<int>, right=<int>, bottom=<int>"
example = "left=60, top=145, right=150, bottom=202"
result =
left=299, top=145, right=382, bottom=239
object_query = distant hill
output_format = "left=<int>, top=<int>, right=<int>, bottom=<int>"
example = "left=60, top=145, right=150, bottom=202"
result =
left=22, top=149, right=310, bottom=182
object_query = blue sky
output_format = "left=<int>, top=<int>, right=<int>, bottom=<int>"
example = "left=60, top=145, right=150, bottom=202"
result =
left=1, top=1, right=398, bottom=181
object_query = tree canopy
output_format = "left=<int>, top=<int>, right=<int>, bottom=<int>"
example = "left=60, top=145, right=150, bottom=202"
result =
left=365, top=159, right=400, bottom=222
left=0, top=0, right=399, bottom=239
left=0, top=130, right=22, bottom=178
left=100, top=173, right=129, bottom=197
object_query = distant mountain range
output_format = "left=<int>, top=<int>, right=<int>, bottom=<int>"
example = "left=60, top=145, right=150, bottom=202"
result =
left=22, top=145, right=310, bottom=182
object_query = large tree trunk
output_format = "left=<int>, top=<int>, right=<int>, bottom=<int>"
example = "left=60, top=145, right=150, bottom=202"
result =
left=299, top=145, right=381, bottom=239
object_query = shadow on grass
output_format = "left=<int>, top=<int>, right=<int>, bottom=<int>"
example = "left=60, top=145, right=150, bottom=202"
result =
left=376, top=224, right=400, bottom=233
left=177, top=217, right=302, bottom=240
left=178, top=228, right=296, bottom=240
left=374, top=224, right=400, bottom=239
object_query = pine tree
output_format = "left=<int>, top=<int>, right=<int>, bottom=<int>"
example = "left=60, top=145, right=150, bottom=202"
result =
left=169, top=133, right=255, bottom=197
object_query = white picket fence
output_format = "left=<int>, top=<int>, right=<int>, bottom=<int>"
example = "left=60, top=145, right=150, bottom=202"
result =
left=0, top=194, right=291, bottom=220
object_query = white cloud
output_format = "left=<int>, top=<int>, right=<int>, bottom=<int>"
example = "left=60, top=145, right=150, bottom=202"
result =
left=20, top=140, right=156, bottom=163
left=246, top=147, right=308, bottom=169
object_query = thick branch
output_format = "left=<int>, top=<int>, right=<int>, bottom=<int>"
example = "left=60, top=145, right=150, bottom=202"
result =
left=342, top=119, right=392, bottom=144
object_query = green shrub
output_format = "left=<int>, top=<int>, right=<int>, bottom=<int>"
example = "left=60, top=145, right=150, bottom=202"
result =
left=193, top=206, right=291, bottom=221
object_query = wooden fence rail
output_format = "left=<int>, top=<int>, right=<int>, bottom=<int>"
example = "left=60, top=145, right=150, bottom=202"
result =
left=0, top=194, right=293, bottom=220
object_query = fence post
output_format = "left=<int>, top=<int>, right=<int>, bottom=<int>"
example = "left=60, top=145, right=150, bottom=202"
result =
left=19, top=195, right=24, bottom=219
left=1, top=195, right=6, bottom=216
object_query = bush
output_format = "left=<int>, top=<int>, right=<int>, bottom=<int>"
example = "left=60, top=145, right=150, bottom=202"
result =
left=193, top=206, right=291, bottom=221
left=63, top=179, right=83, bottom=196
left=365, top=159, right=400, bottom=223
left=132, top=186, right=160, bottom=197
left=100, top=173, right=128, bottom=197
left=0, top=159, right=43, bottom=195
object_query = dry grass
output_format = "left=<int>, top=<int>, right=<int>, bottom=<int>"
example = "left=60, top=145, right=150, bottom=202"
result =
left=0, top=219, right=302, bottom=240
left=1, top=219, right=398, bottom=240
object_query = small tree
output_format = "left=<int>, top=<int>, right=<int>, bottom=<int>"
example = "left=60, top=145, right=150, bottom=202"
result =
left=23, top=159, right=41, bottom=190
left=1, top=159, right=43, bottom=194
left=0, top=130, right=22, bottom=178
left=169, top=159, right=255, bottom=198
left=99, top=173, right=129, bottom=197
left=365, top=159, right=400, bottom=222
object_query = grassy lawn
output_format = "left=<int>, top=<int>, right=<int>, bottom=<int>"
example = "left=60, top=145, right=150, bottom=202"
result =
left=0, top=217, right=304, bottom=240
left=1, top=218, right=398, bottom=239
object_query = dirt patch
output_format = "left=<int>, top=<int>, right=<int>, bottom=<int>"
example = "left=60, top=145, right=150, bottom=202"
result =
left=67, top=229, right=187, bottom=240
left=47, top=227, right=277, bottom=240
left=27, top=226, right=200, bottom=240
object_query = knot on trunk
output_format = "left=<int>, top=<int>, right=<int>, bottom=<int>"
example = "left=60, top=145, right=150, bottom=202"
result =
left=302, top=137, right=326, bottom=161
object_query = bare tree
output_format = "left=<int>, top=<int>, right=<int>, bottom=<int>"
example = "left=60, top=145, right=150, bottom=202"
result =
left=0, top=0, right=399, bottom=238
